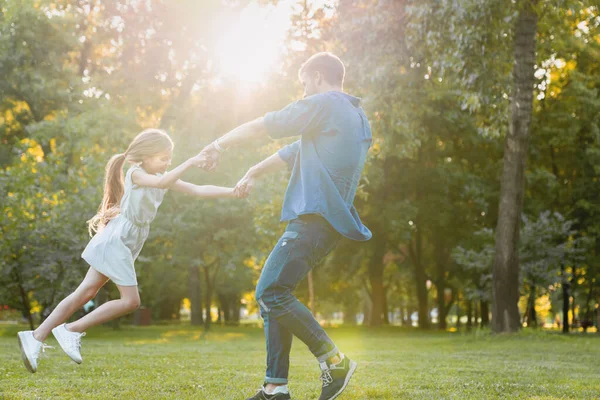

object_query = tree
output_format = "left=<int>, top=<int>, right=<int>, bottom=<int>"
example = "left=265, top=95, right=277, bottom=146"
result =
left=492, top=0, right=539, bottom=333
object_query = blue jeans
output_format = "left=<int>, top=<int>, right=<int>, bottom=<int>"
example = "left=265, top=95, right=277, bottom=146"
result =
left=255, top=214, right=341, bottom=384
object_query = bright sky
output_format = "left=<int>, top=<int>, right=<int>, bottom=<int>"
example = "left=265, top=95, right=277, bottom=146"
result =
left=213, top=0, right=336, bottom=85
left=213, top=2, right=294, bottom=85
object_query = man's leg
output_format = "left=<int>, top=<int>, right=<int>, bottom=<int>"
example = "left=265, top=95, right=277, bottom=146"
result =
left=256, top=219, right=341, bottom=372
left=261, top=308, right=293, bottom=386
left=255, top=234, right=295, bottom=388
left=255, top=217, right=357, bottom=400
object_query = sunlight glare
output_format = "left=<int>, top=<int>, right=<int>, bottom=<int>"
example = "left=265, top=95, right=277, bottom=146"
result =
left=214, top=2, right=292, bottom=85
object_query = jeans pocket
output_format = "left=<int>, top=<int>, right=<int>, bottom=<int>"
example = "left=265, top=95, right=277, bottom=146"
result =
left=280, top=231, right=299, bottom=247
left=258, top=230, right=300, bottom=294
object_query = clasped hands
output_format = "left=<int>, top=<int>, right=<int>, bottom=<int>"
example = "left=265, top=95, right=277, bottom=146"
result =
left=193, top=141, right=256, bottom=199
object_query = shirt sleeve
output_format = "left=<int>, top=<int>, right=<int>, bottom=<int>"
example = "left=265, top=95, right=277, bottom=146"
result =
left=127, top=165, right=142, bottom=189
left=277, top=140, right=300, bottom=170
left=264, top=94, right=325, bottom=139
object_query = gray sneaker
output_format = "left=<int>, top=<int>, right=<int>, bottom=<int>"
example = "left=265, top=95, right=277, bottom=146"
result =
left=246, top=387, right=292, bottom=400
left=318, top=355, right=357, bottom=400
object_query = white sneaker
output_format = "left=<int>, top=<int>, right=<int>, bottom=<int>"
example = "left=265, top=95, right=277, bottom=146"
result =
left=52, top=323, right=86, bottom=364
left=17, top=331, right=53, bottom=373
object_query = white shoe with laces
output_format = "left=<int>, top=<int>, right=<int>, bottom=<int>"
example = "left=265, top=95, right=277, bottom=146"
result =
left=52, top=323, right=86, bottom=364
left=17, top=331, right=54, bottom=373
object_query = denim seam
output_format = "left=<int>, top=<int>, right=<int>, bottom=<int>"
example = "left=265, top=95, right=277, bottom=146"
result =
left=277, top=296, right=334, bottom=358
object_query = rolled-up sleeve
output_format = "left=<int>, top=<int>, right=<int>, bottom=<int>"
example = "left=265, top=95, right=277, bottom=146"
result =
left=264, top=94, right=325, bottom=139
left=277, top=140, right=300, bottom=170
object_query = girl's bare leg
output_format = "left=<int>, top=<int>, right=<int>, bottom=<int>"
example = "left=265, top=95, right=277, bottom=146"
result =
left=66, top=284, right=141, bottom=333
left=33, top=268, right=109, bottom=342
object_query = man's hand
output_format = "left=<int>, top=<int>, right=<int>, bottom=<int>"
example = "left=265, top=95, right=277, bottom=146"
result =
left=197, top=142, right=221, bottom=171
left=234, top=168, right=258, bottom=198
left=188, top=152, right=207, bottom=167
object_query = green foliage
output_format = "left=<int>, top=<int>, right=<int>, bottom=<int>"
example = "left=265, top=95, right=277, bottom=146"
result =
left=1, top=0, right=599, bottom=332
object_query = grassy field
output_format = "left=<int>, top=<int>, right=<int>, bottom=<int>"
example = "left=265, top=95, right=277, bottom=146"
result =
left=0, top=324, right=598, bottom=399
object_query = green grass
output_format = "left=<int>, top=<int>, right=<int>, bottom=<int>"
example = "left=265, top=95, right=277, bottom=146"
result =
left=0, top=324, right=599, bottom=399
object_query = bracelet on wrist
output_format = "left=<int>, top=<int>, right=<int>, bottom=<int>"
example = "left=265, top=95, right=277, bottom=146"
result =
left=214, top=138, right=226, bottom=153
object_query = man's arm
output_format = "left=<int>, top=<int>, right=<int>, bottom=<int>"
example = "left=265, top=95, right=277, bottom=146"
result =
left=234, top=151, right=289, bottom=198
left=199, top=94, right=322, bottom=171
left=218, top=117, right=267, bottom=149
left=199, top=117, right=267, bottom=171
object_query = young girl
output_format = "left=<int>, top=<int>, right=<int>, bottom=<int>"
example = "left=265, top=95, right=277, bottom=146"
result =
left=18, top=128, right=235, bottom=373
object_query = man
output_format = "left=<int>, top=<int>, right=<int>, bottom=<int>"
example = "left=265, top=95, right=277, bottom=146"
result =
left=199, top=52, right=372, bottom=400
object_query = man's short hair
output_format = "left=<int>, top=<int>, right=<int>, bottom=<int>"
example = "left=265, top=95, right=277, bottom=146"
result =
left=298, top=52, right=345, bottom=87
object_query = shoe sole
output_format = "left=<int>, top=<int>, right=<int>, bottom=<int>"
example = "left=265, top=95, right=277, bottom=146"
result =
left=52, top=327, right=82, bottom=364
left=327, top=360, right=357, bottom=400
left=17, top=332, right=35, bottom=373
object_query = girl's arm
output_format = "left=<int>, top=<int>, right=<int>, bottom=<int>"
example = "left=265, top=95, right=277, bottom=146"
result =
left=170, top=180, right=235, bottom=199
left=132, top=154, right=204, bottom=189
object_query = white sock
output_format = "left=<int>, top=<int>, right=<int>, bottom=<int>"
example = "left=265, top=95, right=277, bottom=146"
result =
left=264, top=385, right=289, bottom=395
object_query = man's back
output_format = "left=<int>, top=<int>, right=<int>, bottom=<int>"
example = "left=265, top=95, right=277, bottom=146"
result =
left=310, top=91, right=371, bottom=205
left=265, top=91, right=372, bottom=241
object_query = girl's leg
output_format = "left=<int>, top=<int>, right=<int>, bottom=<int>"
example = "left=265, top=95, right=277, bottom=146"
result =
left=33, top=268, right=109, bottom=342
left=66, top=284, right=140, bottom=333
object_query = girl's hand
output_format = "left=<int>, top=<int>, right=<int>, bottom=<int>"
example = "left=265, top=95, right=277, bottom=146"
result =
left=234, top=169, right=257, bottom=198
left=197, top=142, right=221, bottom=171
left=189, top=153, right=208, bottom=167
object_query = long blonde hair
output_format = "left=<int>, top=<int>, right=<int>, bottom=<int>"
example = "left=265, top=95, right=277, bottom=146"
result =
left=87, top=129, right=173, bottom=235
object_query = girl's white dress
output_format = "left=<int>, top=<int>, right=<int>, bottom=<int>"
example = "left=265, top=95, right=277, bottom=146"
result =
left=82, top=165, right=167, bottom=286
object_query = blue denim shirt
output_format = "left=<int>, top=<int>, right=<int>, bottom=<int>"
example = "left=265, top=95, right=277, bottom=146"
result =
left=264, top=91, right=372, bottom=241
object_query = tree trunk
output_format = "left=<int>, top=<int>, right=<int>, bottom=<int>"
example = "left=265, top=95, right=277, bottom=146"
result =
left=203, top=266, right=212, bottom=330
left=368, top=234, right=386, bottom=326
left=410, top=224, right=430, bottom=329
left=481, top=300, right=490, bottom=328
left=561, top=265, right=570, bottom=333
left=361, top=286, right=372, bottom=325
left=437, top=285, right=448, bottom=330
left=219, top=294, right=229, bottom=324
left=466, top=301, right=473, bottom=331
left=398, top=304, right=404, bottom=326
left=369, top=271, right=385, bottom=326
left=571, top=276, right=576, bottom=328
left=18, top=283, right=34, bottom=331
left=492, top=3, right=537, bottom=333
left=382, top=288, right=390, bottom=325
left=232, top=295, right=241, bottom=325
left=189, top=265, right=203, bottom=326
left=583, top=279, right=594, bottom=332
left=434, top=236, right=451, bottom=330
left=526, top=287, right=537, bottom=328
left=343, top=301, right=357, bottom=325
left=14, top=268, right=34, bottom=330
